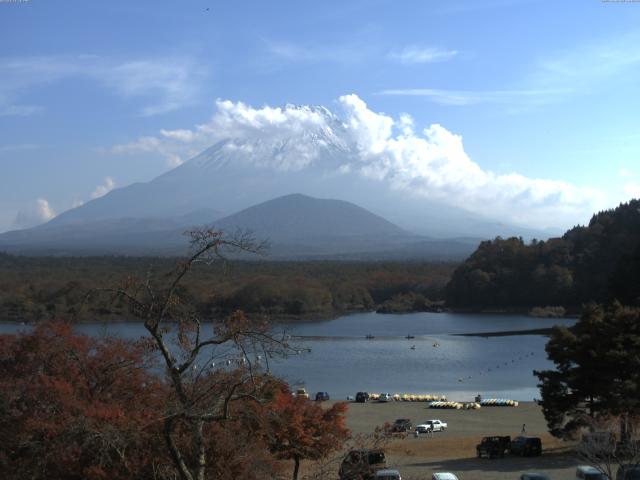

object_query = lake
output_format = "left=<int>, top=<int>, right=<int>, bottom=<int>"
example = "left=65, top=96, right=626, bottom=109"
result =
left=0, top=312, right=574, bottom=401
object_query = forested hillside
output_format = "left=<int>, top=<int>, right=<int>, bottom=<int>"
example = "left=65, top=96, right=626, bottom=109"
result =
left=445, top=199, right=640, bottom=311
left=0, top=254, right=455, bottom=322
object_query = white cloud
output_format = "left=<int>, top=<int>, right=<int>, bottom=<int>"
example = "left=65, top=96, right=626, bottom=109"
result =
left=381, top=30, right=640, bottom=108
left=14, top=198, right=56, bottom=228
left=340, top=94, right=394, bottom=153
left=113, top=99, right=350, bottom=170
left=91, top=177, right=115, bottom=199
left=389, top=46, right=458, bottom=64
left=0, top=104, right=43, bottom=117
left=112, top=135, right=190, bottom=167
left=0, top=143, right=40, bottom=153
left=111, top=94, right=604, bottom=228
left=378, top=88, right=565, bottom=106
left=160, top=129, right=196, bottom=142
left=531, top=31, right=640, bottom=93
left=263, top=39, right=372, bottom=65
left=0, top=55, right=206, bottom=117
left=336, top=96, right=602, bottom=225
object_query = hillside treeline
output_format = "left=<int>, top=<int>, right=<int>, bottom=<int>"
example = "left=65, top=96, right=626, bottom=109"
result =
left=446, top=199, right=640, bottom=311
left=0, top=255, right=455, bottom=322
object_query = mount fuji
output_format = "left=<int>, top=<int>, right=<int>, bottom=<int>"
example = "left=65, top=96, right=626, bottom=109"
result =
left=0, top=104, right=552, bottom=257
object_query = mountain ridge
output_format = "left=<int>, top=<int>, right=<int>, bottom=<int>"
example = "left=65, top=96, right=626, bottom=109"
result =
left=31, top=121, right=555, bottom=240
left=0, top=193, right=480, bottom=260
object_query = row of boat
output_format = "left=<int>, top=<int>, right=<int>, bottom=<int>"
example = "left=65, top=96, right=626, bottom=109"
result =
left=429, top=401, right=482, bottom=410
left=359, top=393, right=519, bottom=407
left=367, top=393, right=448, bottom=402
left=480, top=398, right=519, bottom=407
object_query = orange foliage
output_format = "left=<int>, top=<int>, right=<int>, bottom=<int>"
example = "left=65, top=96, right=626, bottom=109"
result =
left=0, top=322, right=299, bottom=479
left=266, top=389, right=350, bottom=479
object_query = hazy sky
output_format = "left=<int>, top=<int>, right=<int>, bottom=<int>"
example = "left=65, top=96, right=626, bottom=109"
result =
left=1, top=0, right=640, bottom=232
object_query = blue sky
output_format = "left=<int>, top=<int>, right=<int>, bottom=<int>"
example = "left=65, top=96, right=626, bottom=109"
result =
left=1, top=0, right=640, bottom=232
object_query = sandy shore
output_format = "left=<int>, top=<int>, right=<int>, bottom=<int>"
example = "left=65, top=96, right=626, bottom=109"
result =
left=334, top=400, right=581, bottom=480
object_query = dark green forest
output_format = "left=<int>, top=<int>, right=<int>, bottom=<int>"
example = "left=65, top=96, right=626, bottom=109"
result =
left=446, top=199, right=640, bottom=311
left=0, top=254, right=454, bottom=322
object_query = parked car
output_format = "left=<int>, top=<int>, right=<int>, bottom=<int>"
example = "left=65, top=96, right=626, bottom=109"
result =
left=375, top=469, right=402, bottom=480
left=378, top=393, right=392, bottom=402
left=339, top=449, right=386, bottom=480
left=415, top=423, right=433, bottom=434
left=315, top=391, right=330, bottom=401
left=617, top=465, right=640, bottom=480
left=355, top=392, right=370, bottom=403
left=422, top=420, right=448, bottom=432
left=392, top=418, right=413, bottom=433
left=295, top=388, right=309, bottom=399
left=476, top=436, right=511, bottom=458
left=511, top=436, right=542, bottom=457
left=432, top=473, right=459, bottom=480
left=416, top=419, right=447, bottom=433
left=520, top=473, right=551, bottom=480
left=576, top=466, right=608, bottom=480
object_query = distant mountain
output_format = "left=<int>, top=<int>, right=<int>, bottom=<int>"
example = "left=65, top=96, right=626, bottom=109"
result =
left=0, top=193, right=479, bottom=259
left=0, top=217, right=191, bottom=256
left=216, top=193, right=405, bottom=238
left=1, top=104, right=552, bottom=256
left=36, top=105, right=551, bottom=241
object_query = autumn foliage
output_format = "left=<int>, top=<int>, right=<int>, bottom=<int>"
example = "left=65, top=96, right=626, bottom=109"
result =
left=0, top=230, right=352, bottom=479
left=0, top=322, right=351, bottom=480
left=267, top=389, right=350, bottom=480
left=0, top=321, right=167, bottom=479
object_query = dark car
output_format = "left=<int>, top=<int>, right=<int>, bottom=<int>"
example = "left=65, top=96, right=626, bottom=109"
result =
left=339, top=449, right=386, bottom=480
left=355, top=392, right=370, bottom=403
left=576, top=465, right=609, bottom=480
left=392, top=418, right=412, bottom=432
left=511, top=436, right=542, bottom=457
left=315, top=391, right=330, bottom=401
left=476, top=436, right=511, bottom=459
left=617, top=465, right=640, bottom=480
left=520, top=473, right=551, bottom=480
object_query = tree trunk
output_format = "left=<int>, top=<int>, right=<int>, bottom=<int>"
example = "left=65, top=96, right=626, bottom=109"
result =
left=164, top=417, right=194, bottom=480
left=620, top=414, right=630, bottom=444
left=292, top=455, right=300, bottom=480
left=195, top=420, right=207, bottom=480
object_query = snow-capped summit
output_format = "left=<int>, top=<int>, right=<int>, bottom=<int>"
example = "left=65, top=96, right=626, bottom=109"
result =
left=0, top=97, right=558, bottom=255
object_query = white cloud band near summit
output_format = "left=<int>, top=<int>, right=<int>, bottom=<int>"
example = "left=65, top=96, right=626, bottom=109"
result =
left=113, top=94, right=604, bottom=229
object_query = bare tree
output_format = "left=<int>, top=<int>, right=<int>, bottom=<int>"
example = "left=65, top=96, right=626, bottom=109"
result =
left=89, top=228, right=296, bottom=480
left=576, top=415, right=640, bottom=480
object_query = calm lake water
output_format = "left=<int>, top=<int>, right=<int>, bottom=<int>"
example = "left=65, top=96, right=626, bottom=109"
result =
left=0, top=312, right=574, bottom=401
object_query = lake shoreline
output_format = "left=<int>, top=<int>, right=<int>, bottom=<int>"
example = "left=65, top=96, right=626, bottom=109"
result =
left=0, top=307, right=577, bottom=325
left=452, top=327, right=556, bottom=337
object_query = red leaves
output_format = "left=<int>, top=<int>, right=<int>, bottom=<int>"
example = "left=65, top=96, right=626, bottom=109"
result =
left=267, top=390, right=350, bottom=462
left=0, top=321, right=166, bottom=480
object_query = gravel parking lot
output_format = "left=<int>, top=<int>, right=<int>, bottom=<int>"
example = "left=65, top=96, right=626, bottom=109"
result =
left=337, top=400, right=582, bottom=480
